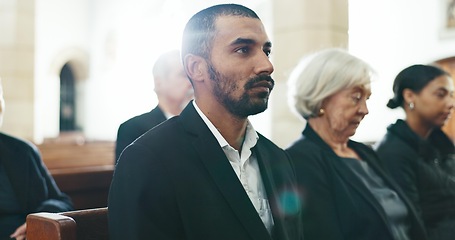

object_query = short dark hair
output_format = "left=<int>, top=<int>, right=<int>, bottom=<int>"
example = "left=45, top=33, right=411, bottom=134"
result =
left=387, top=64, right=450, bottom=109
left=181, top=4, right=260, bottom=60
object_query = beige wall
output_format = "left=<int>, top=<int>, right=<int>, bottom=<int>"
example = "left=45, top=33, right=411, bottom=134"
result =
left=271, top=0, right=348, bottom=147
left=0, top=0, right=35, bottom=141
left=2, top=0, right=455, bottom=145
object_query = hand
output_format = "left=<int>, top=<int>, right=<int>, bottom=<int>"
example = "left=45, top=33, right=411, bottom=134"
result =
left=10, top=223, right=26, bottom=240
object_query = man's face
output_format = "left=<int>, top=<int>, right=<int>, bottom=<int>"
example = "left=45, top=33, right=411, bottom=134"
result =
left=207, top=16, right=274, bottom=118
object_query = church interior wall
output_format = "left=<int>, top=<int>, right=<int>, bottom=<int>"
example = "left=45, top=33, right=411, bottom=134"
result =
left=2, top=0, right=455, bottom=146
left=349, top=0, right=455, bottom=143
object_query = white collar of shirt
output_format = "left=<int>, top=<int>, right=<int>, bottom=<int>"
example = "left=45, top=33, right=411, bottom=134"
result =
left=157, top=105, right=175, bottom=120
left=192, top=101, right=259, bottom=151
left=163, top=111, right=175, bottom=120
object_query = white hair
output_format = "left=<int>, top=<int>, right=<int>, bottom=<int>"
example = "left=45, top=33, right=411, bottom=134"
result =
left=152, top=50, right=181, bottom=80
left=287, top=48, right=375, bottom=120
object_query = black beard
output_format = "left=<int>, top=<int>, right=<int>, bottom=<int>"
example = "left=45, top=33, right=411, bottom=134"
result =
left=208, top=63, right=274, bottom=118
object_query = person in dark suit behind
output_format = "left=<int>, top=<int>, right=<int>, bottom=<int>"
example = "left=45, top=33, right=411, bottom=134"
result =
left=115, top=50, right=193, bottom=161
left=374, top=64, right=455, bottom=240
left=286, top=48, right=427, bottom=240
left=108, top=4, right=302, bottom=240
left=0, top=80, right=73, bottom=240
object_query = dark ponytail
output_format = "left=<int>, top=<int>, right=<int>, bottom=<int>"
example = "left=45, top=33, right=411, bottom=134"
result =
left=388, top=64, right=449, bottom=109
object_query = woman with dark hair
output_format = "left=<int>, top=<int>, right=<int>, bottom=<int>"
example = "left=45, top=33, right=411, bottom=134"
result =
left=375, top=64, right=455, bottom=240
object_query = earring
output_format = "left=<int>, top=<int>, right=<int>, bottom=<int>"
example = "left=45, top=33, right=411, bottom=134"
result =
left=318, top=108, right=325, bottom=116
left=409, top=102, right=414, bottom=110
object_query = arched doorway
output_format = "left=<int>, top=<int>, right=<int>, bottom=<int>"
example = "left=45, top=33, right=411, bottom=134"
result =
left=59, top=63, right=77, bottom=132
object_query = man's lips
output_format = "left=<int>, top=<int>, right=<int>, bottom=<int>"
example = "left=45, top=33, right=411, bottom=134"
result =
left=251, top=81, right=274, bottom=90
left=245, top=75, right=275, bottom=92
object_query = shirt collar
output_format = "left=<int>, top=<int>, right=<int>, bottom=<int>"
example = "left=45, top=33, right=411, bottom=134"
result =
left=163, top=112, right=174, bottom=120
left=192, top=101, right=258, bottom=149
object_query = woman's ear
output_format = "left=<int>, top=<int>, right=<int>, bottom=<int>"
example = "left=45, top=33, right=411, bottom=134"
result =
left=402, top=88, right=415, bottom=106
left=183, top=54, right=207, bottom=83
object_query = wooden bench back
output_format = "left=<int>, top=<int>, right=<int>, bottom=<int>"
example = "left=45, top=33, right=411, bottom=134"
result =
left=51, top=165, right=114, bottom=209
left=27, top=207, right=109, bottom=240
left=36, top=140, right=115, bottom=209
left=37, top=141, right=115, bottom=169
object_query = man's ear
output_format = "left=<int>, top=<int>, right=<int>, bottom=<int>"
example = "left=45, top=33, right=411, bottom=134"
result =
left=184, top=54, right=207, bottom=83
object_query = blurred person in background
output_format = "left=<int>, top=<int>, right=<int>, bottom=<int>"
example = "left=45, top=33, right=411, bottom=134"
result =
left=0, top=79, right=73, bottom=240
left=375, top=64, right=455, bottom=240
left=115, top=50, right=193, bottom=161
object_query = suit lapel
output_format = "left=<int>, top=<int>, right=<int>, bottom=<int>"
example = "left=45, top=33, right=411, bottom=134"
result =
left=254, top=141, right=288, bottom=240
left=179, top=103, right=272, bottom=240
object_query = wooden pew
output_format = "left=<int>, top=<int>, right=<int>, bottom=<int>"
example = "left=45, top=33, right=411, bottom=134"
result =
left=26, top=207, right=109, bottom=240
left=37, top=140, right=115, bottom=209
left=38, top=141, right=115, bottom=169
left=50, top=165, right=114, bottom=210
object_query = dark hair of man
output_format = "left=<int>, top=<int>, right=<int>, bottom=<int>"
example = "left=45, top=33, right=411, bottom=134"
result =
left=387, top=64, right=450, bottom=109
left=181, top=4, right=260, bottom=62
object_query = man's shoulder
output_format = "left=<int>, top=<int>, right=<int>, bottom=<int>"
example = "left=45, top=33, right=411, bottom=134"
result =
left=123, top=110, right=160, bottom=124
left=119, top=109, right=166, bottom=130
left=133, top=117, right=183, bottom=144
left=0, top=132, right=33, bottom=147
left=0, top=132, right=37, bottom=155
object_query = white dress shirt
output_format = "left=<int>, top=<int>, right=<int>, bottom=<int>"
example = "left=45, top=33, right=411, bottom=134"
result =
left=192, top=101, right=274, bottom=233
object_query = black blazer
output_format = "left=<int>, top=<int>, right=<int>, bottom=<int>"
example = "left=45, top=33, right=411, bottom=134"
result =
left=108, top=102, right=302, bottom=240
left=115, top=106, right=167, bottom=161
left=375, top=119, right=455, bottom=236
left=286, top=124, right=427, bottom=240
left=0, top=132, right=73, bottom=238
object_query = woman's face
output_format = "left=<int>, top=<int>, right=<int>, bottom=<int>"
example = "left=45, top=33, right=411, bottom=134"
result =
left=410, top=75, right=454, bottom=128
left=322, top=85, right=371, bottom=139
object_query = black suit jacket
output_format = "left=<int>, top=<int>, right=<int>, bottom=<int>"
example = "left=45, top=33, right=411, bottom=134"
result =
left=115, top=106, right=167, bottom=161
left=108, top=102, right=302, bottom=240
left=375, top=120, right=455, bottom=237
left=0, top=132, right=73, bottom=238
left=286, top=124, right=427, bottom=240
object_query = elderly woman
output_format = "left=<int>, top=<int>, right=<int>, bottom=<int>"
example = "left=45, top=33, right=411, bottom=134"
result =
left=286, top=48, right=427, bottom=240
left=375, top=64, right=455, bottom=240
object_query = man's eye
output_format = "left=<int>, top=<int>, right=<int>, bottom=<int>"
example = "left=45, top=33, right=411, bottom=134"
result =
left=236, top=47, right=249, bottom=54
left=264, top=49, right=271, bottom=57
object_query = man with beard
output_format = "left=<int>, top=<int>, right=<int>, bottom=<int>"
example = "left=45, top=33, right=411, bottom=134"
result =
left=108, top=4, right=302, bottom=240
